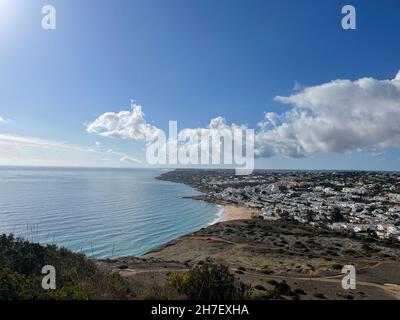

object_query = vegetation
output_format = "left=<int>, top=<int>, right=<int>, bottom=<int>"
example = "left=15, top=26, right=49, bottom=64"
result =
left=262, top=281, right=293, bottom=300
left=0, top=234, right=254, bottom=300
left=0, top=234, right=133, bottom=300
left=167, top=263, right=252, bottom=300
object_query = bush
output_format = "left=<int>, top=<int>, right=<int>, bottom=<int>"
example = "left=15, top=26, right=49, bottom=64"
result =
left=273, top=281, right=291, bottom=297
left=0, top=268, right=34, bottom=300
left=0, top=234, right=133, bottom=300
left=167, top=271, right=189, bottom=294
left=262, top=290, right=275, bottom=300
left=294, top=288, right=307, bottom=295
left=167, top=263, right=252, bottom=300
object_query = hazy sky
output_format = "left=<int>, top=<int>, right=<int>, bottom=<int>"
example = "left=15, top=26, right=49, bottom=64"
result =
left=1, top=0, right=400, bottom=170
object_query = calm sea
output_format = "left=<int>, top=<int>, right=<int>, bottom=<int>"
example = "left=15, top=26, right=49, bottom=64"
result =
left=0, top=167, right=223, bottom=258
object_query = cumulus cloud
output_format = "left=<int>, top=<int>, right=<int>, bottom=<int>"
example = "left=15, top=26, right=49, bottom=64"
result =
left=256, top=71, right=400, bottom=158
left=172, top=116, right=249, bottom=164
left=86, top=102, right=162, bottom=141
left=87, top=71, right=400, bottom=161
left=87, top=103, right=252, bottom=165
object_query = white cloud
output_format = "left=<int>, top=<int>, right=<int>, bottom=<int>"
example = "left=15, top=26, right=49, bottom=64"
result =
left=86, top=103, right=162, bottom=141
left=0, top=133, right=142, bottom=167
left=256, top=71, right=400, bottom=158
left=103, top=148, right=143, bottom=164
left=87, top=103, right=251, bottom=164
left=0, top=134, right=84, bottom=151
left=87, top=71, right=400, bottom=161
left=120, top=155, right=142, bottom=164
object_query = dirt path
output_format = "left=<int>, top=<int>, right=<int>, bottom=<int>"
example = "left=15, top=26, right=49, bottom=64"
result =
left=243, top=269, right=400, bottom=300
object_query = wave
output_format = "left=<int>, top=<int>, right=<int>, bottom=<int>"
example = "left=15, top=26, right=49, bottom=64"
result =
left=209, top=205, right=225, bottom=225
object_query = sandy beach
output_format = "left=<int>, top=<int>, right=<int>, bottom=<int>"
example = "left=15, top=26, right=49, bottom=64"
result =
left=222, top=204, right=260, bottom=222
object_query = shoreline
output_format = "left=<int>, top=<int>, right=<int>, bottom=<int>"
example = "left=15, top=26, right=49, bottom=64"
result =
left=155, top=173, right=262, bottom=247
left=183, top=195, right=261, bottom=224
left=208, top=204, right=255, bottom=225
left=220, top=204, right=259, bottom=222
left=177, top=186, right=263, bottom=225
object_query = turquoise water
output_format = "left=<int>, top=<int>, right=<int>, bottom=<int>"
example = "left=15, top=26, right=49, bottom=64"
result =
left=0, top=167, right=223, bottom=258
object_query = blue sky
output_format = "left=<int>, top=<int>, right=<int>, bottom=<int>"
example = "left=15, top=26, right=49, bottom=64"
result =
left=1, top=0, right=400, bottom=170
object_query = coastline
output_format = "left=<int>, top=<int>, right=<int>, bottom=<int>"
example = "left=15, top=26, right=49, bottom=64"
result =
left=156, top=171, right=265, bottom=242
left=97, top=170, right=400, bottom=301
left=158, top=174, right=261, bottom=225
left=208, top=204, right=257, bottom=225
left=221, top=204, right=258, bottom=222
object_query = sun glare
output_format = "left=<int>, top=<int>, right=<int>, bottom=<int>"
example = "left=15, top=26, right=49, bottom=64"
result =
left=0, top=0, right=23, bottom=42
left=0, top=0, right=11, bottom=8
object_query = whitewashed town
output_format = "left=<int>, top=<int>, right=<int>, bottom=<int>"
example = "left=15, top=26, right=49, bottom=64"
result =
left=159, top=170, right=400, bottom=241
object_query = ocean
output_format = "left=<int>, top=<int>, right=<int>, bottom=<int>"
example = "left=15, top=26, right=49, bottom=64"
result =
left=0, top=167, right=223, bottom=258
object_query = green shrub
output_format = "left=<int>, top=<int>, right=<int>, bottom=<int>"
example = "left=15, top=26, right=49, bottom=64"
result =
left=0, top=268, right=34, bottom=300
left=167, top=271, right=189, bottom=294
left=167, top=263, right=252, bottom=300
left=0, top=234, right=133, bottom=300
left=274, top=281, right=290, bottom=296
left=262, top=290, right=275, bottom=300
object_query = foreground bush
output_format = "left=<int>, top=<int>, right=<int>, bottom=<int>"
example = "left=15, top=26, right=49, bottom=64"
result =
left=167, top=263, right=252, bottom=300
left=0, top=234, right=133, bottom=300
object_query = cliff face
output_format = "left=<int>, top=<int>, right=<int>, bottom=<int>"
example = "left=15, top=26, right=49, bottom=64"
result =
left=98, top=219, right=400, bottom=300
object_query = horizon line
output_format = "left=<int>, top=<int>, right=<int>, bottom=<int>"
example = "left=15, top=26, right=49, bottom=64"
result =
left=0, top=164, right=398, bottom=173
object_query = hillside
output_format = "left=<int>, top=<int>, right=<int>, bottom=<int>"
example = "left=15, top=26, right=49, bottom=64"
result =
left=99, top=219, right=400, bottom=300
left=0, top=234, right=133, bottom=300
left=2, top=218, right=400, bottom=300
